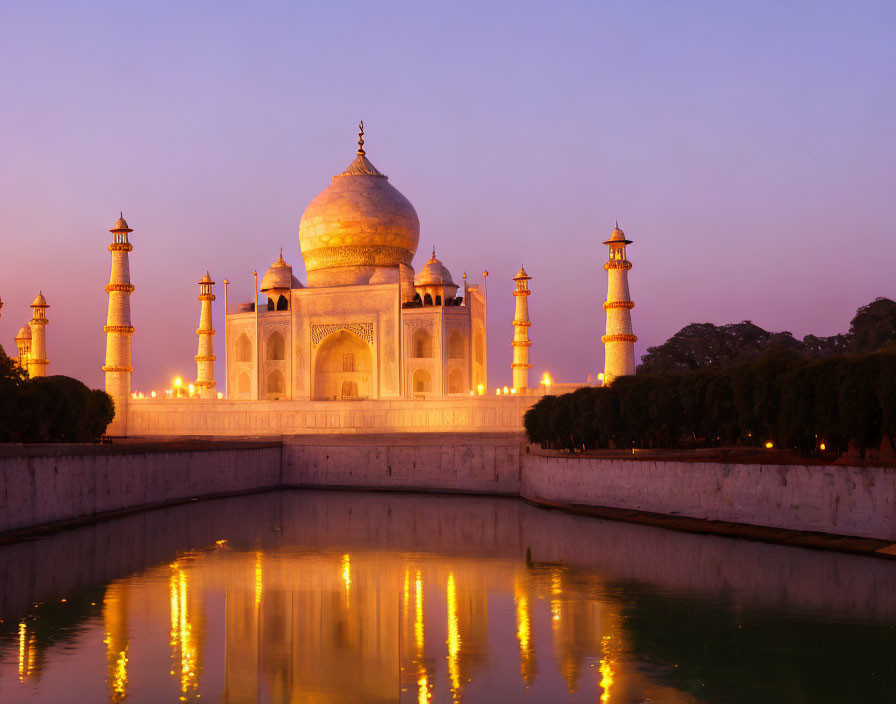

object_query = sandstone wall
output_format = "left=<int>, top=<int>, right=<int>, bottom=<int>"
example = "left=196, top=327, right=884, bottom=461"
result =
left=521, top=453, right=896, bottom=541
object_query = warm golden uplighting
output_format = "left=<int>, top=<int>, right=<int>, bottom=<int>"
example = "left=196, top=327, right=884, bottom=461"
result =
left=476, top=384, right=485, bottom=395
left=765, top=441, right=774, bottom=449
left=415, top=570, right=429, bottom=703
left=216, top=392, right=224, bottom=399
left=503, top=386, right=510, bottom=394
left=820, top=442, right=826, bottom=451
left=446, top=572, right=461, bottom=698
left=255, top=552, right=263, bottom=607
left=510, top=387, right=517, bottom=394
left=151, top=391, right=157, bottom=398
left=174, top=377, right=183, bottom=388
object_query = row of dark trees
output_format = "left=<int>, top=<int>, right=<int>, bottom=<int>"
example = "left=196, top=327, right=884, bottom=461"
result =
left=0, top=346, right=115, bottom=443
left=524, top=347, right=896, bottom=459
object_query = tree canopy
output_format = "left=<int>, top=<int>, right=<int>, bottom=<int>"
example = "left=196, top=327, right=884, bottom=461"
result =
left=639, top=297, right=896, bottom=374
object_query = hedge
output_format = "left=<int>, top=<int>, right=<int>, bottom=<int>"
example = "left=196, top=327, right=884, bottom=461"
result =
left=524, top=347, right=896, bottom=459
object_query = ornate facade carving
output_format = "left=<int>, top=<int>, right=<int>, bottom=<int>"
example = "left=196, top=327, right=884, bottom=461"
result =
left=312, top=322, right=375, bottom=346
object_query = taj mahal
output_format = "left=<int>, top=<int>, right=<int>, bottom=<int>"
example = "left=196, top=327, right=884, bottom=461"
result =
left=5, top=124, right=638, bottom=437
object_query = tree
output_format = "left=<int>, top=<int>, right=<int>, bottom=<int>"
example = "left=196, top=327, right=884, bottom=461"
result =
left=849, top=297, right=896, bottom=353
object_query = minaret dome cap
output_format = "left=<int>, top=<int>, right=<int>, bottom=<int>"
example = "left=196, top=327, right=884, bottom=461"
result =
left=414, top=248, right=456, bottom=287
left=514, top=266, right=531, bottom=280
left=110, top=213, right=133, bottom=234
left=15, top=325, right=31, bottom=341
left=603, top=221, right=632, bottom=246
left=31, top=292, right=48, bottom=308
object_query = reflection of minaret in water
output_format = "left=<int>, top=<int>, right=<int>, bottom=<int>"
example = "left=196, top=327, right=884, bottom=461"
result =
left=514, top=573, right=538, bottom=689
left=169, top=564, right=206, bottom=702
left=103, top=582, right=130, bottom=703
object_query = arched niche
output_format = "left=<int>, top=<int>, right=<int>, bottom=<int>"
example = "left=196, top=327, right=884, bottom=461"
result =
left=236, top=333, right=252, bottom=362
left=238, top=371, right=251, bottom=396
left=267, top=369, right=284, bottom=400
left=276, top=295, right=289, bottom=311
left=314, top=330, right=372, bottom=400
left=413, top=329, right=433, bottom=358
left=448, top=368, right=464, bottom=394
left=413, top=368, right=432, bottom=395
left=266, top=331, right=285, bottom=361
left=447, top=330, right=465, bottom=359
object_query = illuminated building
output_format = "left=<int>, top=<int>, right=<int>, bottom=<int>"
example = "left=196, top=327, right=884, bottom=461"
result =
left=602, top=222, right=637, bottom=384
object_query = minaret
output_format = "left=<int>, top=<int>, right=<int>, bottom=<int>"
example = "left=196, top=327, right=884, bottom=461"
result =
left=15, top=325, right=31, bottom=370
left=602, top=222, right=636, bottom=384
left=28, top=293, right=49, bottom=377
left=194, top=272, right=217, bottom=399
left=103, top=214, right=135, bottom=434
left=511, top=266, right=532, bottom=392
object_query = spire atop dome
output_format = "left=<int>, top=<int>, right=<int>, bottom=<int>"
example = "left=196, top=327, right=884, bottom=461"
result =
left=357, top=120, right=365, bottom=156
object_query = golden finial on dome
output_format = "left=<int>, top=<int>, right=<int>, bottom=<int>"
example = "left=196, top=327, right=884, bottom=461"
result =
left=357, top=120, right=365, bottom=156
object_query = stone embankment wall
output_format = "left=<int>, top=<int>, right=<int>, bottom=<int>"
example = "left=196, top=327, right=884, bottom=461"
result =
left=0, top=443, right=281, bottom=534
left=281, top=433, right=521, bottom=494
left=2, top=436, right=895, bottom=543
left=521, top=452, right=896, bottom=541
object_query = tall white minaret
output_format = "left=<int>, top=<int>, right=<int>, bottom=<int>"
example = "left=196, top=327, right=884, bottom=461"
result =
left=103, top=214, right=135, bottom=435
left=602, top=223, right=636, bottom=384
left=194, top=272, right=217, bottom=399
left=511, top=266, right=532, bottom=392
left=28, top=293, right=49, bottom=377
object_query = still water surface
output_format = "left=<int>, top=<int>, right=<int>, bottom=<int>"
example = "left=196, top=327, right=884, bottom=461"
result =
left=1, top=490, right=894, bottom=703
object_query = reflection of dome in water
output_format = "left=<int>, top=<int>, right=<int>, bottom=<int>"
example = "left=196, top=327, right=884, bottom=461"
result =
left=298, top=124, right=420, bottom=286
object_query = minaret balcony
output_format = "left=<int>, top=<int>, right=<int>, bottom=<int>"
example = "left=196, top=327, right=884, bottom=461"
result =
left=601, top=333, right=638, bottom=343
left=603, top=300, right=635, bottom=310
left=604, top=260, right=632, bottom=271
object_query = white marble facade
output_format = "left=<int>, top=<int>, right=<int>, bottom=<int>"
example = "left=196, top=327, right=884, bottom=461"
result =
left=226, top=131, right=487, bottom=401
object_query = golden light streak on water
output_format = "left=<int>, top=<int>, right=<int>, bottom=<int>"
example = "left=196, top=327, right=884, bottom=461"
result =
left=18, top=621, right=26, bottom=682
left=255, top=551, right=263, bottom=607
left=598, top=634, right=615, bottom=703
left=550, top=571, right=562, bottom=622
left=342, top=553, right=352, bottom=607
left=415, top=570, right=429, bottom=702
left=446, top=572, right=461, bottom=698
left=111, top=647, right=129, bottom=700
left=169, top=566, right=199, bottom=700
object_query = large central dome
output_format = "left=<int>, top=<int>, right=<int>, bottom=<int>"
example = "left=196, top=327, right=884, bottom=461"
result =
left=299, top=128, right=420, bottom=287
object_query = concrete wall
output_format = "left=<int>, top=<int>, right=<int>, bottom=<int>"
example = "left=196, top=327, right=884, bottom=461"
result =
left=282, top=433, right=521, bottom=494
left=0, top=445, right=281, bottom=534
left=521, top=452, right=896, bottom=541
left=127, top=395, right=534, bottom=436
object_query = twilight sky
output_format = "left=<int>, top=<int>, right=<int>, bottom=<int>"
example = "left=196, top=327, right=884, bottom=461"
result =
left=1, top=0, right=894, bottom=392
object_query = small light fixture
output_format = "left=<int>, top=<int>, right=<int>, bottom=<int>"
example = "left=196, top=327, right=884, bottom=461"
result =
left=765, top=441, right=774, bottom=449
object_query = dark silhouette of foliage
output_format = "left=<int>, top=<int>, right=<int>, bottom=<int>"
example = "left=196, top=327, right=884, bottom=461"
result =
left=849, top=297, right=896, bottom=353
left=639, top=298, right=896, bottom=374
left=0, top=357, right=114, bottom=443
left=526, top=348, right=896, bottom=459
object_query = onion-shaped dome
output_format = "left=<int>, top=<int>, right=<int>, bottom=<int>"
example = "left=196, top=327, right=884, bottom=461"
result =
left=298, top=124, right=419, bottom=284
left=15, top=325, right=31, bottom=341
left=110, top=213, right=133, bottom=233
left=414, top=248, right=456, bottom=287
left=261, top=250, right=303, bottom=292
left=31, top=292, right=48, bottom=308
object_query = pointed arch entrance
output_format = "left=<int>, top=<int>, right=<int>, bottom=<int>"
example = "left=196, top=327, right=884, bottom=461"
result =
left=313, top=329, right=373, bottom=400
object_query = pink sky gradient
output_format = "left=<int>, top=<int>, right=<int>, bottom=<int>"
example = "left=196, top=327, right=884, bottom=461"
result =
left=1, top=1, right=894, bottom=392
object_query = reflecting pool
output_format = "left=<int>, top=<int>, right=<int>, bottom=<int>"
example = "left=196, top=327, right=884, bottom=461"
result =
left=1, top=490, right=895, bottom=703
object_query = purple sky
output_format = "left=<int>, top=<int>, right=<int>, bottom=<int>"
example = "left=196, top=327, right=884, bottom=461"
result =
left=1, top=0, right=894, bottom=392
